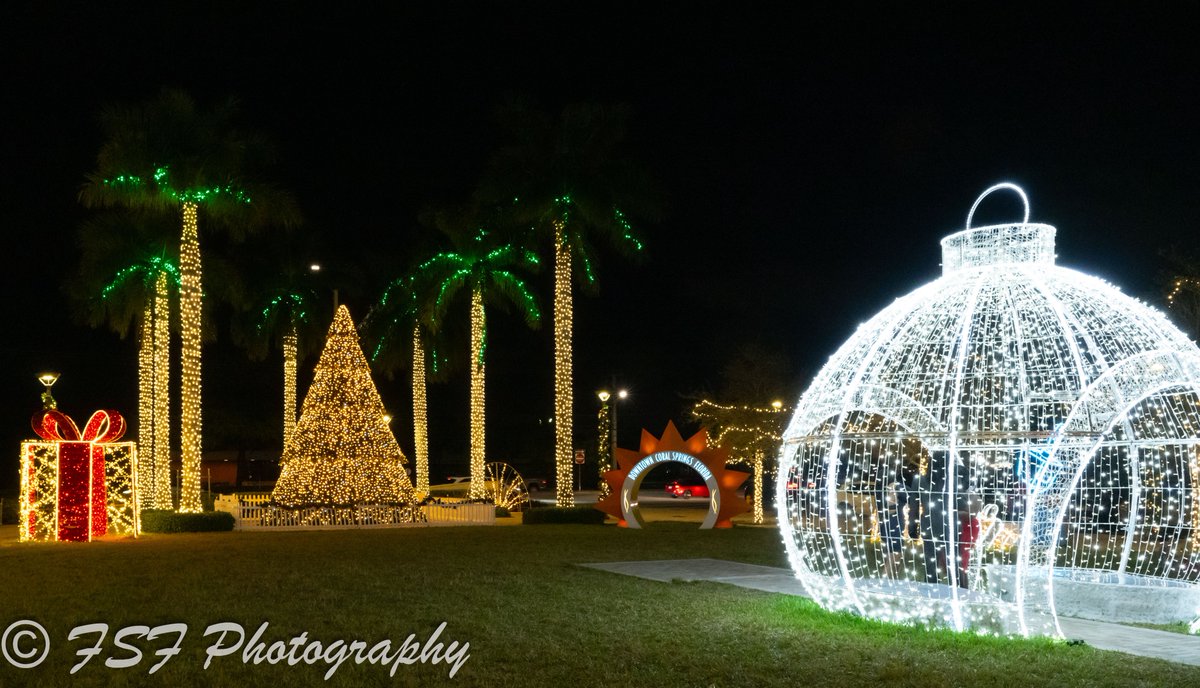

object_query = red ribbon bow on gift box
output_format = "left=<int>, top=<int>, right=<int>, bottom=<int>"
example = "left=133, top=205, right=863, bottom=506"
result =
left=27, top=409, right=127, bottom=542
left=32, top=409, right=126, bottom=443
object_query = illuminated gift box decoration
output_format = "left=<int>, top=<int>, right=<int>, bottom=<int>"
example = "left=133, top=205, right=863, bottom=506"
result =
left=19, top=409, right=140, bottom=542
left=778, top=184, right=1200, bottom=636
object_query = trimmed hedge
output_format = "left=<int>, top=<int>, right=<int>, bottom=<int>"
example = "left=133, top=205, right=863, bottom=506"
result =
left=141, top=510, right=235, bottom=533
left=522, top=506, right=607, bottom=525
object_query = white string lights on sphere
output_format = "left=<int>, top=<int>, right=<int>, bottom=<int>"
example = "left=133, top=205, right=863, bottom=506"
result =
left=777, top=184, right=1200, bottom=636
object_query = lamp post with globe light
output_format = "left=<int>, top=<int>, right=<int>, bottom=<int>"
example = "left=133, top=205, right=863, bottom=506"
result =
left=595, top=388, right=629, bottom=499
left=597, top=390, right=612, bottom=499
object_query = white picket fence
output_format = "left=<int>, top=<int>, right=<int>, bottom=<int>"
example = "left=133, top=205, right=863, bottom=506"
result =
left=215, top=493, right=495, bottom=531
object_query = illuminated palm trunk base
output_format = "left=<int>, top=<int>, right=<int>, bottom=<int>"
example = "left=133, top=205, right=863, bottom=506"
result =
left=553, top=223, right=574, bottom=507
left=152, top=270, right=171, bottom=510
left=282, top=323, right=298, bottom=450
left=412, top=323, right=430, bottom=495
left=469, top=289, right=486, bottom=500
left=178, top=201, right=203, bottom=512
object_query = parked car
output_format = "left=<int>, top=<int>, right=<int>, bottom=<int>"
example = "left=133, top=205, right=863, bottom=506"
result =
left=525, top=477, right=550, bottom=492
left=666, top=480, right=710, bottom=499
left=427, top=476, right=474, bottom=498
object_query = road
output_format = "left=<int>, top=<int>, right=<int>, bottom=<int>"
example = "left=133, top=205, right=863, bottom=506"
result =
left=531, top=489, right=715, bottom=508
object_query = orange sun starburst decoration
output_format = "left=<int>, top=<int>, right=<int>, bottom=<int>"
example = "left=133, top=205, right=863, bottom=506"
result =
left=595, top=421, right=750, bottom=528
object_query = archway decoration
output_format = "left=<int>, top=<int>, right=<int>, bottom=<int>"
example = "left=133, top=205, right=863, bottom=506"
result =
left=594, top=421, right=749, bottom=528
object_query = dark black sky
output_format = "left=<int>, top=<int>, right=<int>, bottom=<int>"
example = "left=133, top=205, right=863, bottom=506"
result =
left=3, top=4, right=1198, bottom=484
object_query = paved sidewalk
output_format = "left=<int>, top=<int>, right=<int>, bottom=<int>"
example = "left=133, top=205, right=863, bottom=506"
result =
left=581, top=558, right=1200, bottom=667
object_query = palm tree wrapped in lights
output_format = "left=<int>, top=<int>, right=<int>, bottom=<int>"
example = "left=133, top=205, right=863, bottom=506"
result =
left=233, top=275, right=324, bottom=454
left=362, top=273, right=447, bottom=496
left=481, top=102, right=657, bottom=507
left=69, top=212, right=179, bottom=510
left=80, top=89, right=300, bottom=512
left=420, top=216, right=541, bottom=500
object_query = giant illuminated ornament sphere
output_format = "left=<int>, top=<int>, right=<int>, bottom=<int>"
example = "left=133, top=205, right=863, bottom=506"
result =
left=778, top=184, right=1200, bottom=636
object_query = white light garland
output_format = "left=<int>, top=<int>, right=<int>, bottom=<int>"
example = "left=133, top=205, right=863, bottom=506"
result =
left=778, top=185, right=1200, bottom=636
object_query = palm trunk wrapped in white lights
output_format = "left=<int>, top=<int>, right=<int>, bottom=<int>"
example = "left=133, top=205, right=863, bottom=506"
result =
left=178, top=201, right=203, bottom=513
left=553, top=222, right=575, bottom=507
left=778, top=184, right=1200, bottom=637
left=152, top=270, right=171, bottom=509
left=468, top=289, right=487, bottom=500
left=411, top=323, right=430, bottom=496
left=282, top=321, right=298, bottom=449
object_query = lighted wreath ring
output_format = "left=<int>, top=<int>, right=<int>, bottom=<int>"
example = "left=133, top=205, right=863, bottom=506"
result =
left=595, top=421, right=750, bottom=529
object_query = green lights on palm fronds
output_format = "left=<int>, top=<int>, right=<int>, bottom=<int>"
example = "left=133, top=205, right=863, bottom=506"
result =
left=102, top=165, right=252, bottom=205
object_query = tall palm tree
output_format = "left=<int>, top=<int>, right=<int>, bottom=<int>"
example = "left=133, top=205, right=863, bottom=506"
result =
left=69, top=211, right=179, bottom=510
left=361, top=274, right=446, bottom=496
left=480, top=101, right=657, bottom=506
left=232, top=265, right=325, bottom=454
left=80, top=89, right=300, bottom=512
left=419, top=219, right=541, bottom=499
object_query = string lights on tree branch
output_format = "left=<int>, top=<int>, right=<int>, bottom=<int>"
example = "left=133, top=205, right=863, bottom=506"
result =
left=691, top=399, right=788, bottom=525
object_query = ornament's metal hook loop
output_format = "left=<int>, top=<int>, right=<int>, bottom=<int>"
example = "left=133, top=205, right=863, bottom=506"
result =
left=966, top=182, right=1030, bottom=229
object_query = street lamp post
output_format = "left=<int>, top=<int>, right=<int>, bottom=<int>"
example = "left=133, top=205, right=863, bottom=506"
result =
left=596, top=386, right=629, bottom=501
left=37, top=371, right=60, bottom=410
left=597, top=390, right=612, bottom=499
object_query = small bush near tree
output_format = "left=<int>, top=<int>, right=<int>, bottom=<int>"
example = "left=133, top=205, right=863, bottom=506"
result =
left=141, top=510, right=235, bottom=533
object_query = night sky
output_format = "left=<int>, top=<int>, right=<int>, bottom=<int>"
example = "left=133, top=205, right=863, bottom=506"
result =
left=3, top=5, right=1198, bottom=486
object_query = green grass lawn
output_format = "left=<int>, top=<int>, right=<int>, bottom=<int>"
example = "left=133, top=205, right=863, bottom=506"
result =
left=1, top=523, right=1197, bottom=687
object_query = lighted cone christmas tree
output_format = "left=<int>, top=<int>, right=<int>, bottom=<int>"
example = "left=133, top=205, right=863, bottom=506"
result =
left=273, top=305, right=416, bottom=507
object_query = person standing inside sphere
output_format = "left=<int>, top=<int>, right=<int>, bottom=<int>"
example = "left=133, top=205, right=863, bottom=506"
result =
left=878, top=480, right=907, bottom=578
left=914, top=454, right=951, bottom=584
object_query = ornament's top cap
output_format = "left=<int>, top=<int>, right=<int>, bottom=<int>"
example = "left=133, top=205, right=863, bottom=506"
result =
left=940, top=183, right=1056, bottom=275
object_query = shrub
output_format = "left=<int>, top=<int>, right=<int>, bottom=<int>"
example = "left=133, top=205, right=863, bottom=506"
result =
left=495, top=506, right=511, bottom=518
left=522, top=506, right=607, bottom=525
left=141, top=510, right=235, bottom=533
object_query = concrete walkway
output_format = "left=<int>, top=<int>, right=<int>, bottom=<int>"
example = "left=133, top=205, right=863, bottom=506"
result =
left=581, top=558, right=1200, bottom=667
